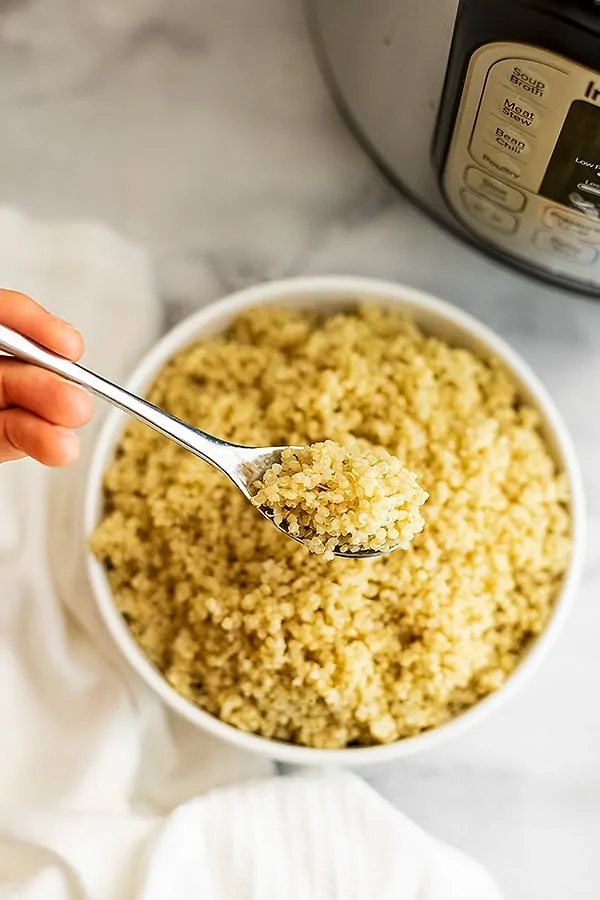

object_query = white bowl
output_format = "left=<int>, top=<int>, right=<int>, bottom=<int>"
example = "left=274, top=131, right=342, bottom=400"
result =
left=85, top=276, right=586, bottom=766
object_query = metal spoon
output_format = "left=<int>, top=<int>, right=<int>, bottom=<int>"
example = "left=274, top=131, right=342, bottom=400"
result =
left=0, top=323, right=387, bottom=559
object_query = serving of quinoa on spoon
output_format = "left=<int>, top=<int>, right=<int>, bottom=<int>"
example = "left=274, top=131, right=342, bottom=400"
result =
left=250, top=439, right=429, bottom=560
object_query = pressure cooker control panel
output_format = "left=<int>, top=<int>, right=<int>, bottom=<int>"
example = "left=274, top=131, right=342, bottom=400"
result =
left=443, top=42, right=600, bottom=283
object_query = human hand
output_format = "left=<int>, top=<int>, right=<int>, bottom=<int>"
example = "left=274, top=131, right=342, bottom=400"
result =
left=0, top=290, right=93, bottom=465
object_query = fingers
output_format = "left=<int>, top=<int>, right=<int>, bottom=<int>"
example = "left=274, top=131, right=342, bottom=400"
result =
left=0, top=289, right=84, bottom=361
left=0, top=359, right=93, bottom=428
left=0, top=409, right=81, bottom=467
left=0, top=290, right=89, bottom=466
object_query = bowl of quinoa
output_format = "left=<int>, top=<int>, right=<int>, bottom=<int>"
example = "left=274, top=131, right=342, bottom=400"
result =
left=85, top=276, right=585, bottom=765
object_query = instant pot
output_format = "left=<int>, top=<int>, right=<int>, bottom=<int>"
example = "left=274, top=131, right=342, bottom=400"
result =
left=307, top=0, right=600, bottom=296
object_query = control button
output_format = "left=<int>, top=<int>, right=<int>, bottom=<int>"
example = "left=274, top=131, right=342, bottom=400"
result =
left=496, top=93, right=540, bottom=131
left=568, top=191, right=600, bottom=220
left=506, top=63, right=549, bottom=101
left=532, top=229, right=597, bottom=264
left=488, top=59, right=557, bottom=105
left=577, top=181, right=600, bottom=200
left=471, top=145, right=523, bottom=184
left=460, top=189, right=518, bottom=234
left=465, top=167, right=526, bottom=212
left=481, top=123, right=532, bottom=158
left=543, top=207, right=600, bottom=244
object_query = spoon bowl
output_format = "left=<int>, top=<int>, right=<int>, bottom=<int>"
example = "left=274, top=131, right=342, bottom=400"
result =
left=232, top=444, right=392, bottom=557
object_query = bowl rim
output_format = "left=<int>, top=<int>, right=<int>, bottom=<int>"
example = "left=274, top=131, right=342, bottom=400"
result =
left=84, top=275, right=587, bottom=766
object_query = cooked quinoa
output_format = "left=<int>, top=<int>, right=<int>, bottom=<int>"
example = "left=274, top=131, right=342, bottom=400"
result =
left=251, top=440, right=428, bottom=558
left=91, top=305, right=572, bottom=749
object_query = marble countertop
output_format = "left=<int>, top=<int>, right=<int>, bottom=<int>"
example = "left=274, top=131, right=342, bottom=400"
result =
left=1, top=1, right=598, bottom=897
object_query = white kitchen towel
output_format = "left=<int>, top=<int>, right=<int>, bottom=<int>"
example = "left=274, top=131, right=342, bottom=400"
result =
left=0, top=207, right=503, bottom=898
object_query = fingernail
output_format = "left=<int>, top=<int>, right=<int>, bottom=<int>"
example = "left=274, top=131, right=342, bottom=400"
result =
left=68, top=382, right=90, bottom=398
left=60, top=430, right=80, bottom=462
left=53, top=313, right=81, bottom=334
left=68, top=383, right=94, bottom=420
left=55, top=315, right=78, bottom=330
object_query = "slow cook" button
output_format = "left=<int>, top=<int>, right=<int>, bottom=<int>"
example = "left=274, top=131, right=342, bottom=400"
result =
left=460, top=189, right=518, bottom=234
left=543, top=207, right=600, bottom=245
left=532, top=230, right=597, bottom=264
left=464, top=167, right=526, bottom=212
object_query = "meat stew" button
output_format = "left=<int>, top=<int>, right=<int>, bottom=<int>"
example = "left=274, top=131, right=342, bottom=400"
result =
left=496, top=93, right=540, bottom=131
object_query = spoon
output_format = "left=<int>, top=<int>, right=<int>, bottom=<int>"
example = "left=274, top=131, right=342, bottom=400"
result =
left=0, top=323, right=387, bottom=559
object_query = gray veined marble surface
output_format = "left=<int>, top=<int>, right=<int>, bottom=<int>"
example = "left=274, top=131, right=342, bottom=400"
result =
left=0, top=1, right=598, bottom=897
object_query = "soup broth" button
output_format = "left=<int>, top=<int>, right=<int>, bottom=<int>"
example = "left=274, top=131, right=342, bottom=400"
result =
left=508, top=65, right=548, bottom=100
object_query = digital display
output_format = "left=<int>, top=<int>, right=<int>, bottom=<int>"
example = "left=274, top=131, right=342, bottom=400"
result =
left=540, top=100, right=600, bottom=220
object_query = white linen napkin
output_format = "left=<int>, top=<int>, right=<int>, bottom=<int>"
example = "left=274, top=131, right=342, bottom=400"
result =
left=0, top=207, right=503, bottom=899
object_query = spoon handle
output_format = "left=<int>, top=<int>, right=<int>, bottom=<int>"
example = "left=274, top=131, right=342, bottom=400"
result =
left=0, top=323, right=236, bottom=471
